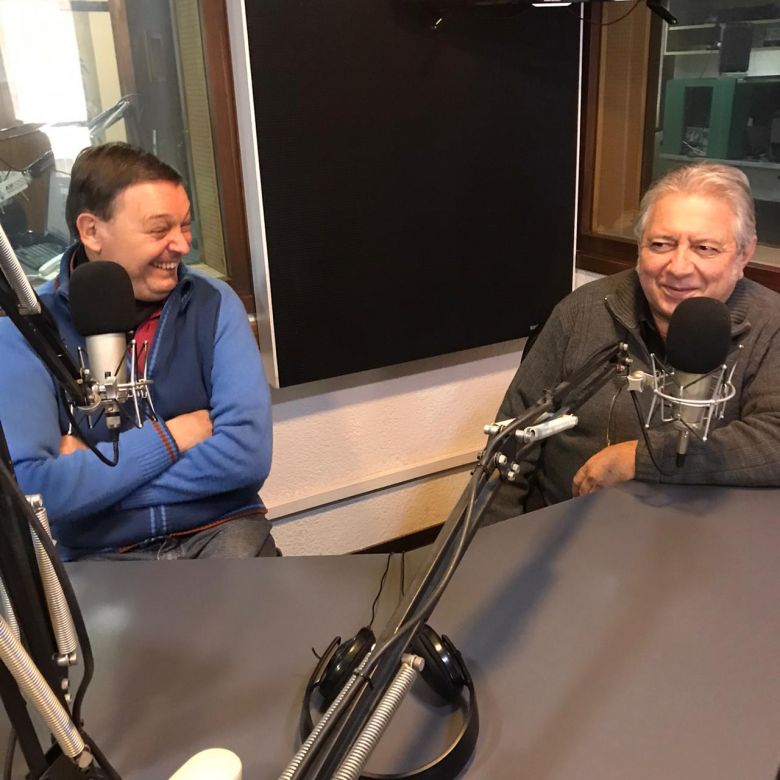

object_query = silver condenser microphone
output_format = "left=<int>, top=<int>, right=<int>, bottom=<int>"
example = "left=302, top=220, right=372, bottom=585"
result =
left=69, top=261, right=150, bottom=437
left=629, top=297, right=736, bottom=466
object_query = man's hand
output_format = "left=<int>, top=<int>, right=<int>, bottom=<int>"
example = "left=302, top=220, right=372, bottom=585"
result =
left=572, top=440, right=638, bottom=497
left=166, top=410, right=213, bottom=453
left=59, top=435, right=87, bottom=455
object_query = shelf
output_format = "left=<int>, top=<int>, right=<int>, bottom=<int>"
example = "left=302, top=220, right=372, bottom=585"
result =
left=669, top=20, right=780, bottom=30
left=660, top=153, right=780, bottom=171
left=665, top=47, right=780, bottom=55
left=665, top=17, right=780, bottom=56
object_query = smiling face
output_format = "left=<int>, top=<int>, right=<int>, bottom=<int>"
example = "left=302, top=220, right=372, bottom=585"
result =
left=77, top=180, right=192, bottom=302
left=637, top=192, right=755, bottom=338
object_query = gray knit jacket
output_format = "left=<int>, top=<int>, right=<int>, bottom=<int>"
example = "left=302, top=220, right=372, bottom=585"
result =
left=483, top=269, right=780, bottom=524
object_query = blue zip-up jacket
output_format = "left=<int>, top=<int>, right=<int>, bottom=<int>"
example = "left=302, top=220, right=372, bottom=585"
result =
left=0, top=244, right=272, bottom=559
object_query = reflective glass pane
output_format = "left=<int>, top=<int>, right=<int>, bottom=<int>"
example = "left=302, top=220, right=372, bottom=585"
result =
left=0, top=0, right=226, bottom=285
left=651, top=0, right=780, bottom=265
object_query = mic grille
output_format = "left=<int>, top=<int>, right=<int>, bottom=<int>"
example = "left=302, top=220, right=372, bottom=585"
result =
left=70, top=261, right=136, bottom=336
left=666, top=297, right=731, bottom=374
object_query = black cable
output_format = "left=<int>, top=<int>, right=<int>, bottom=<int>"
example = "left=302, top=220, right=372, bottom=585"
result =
left=289, top=449, right=495, bottom=780
left=629, top=389, right=675, bottom=477
left=80, top=729, right=120, bottom=780
left=368, top=554, right=393, bottom=629
left=400, top=553, right=405, bottom=597
left=292, top=464, right=493, bottom=779
left=368, top=392, right=557, bottom=673
left=574, top=0, right=643, bottom=26
left=0, top=462, right=93, bottom=732
left=349, top=349, right=626, bottom=690
left=360, top=427, right=510, bottom=685
left=59, top=388, right=119, bottom=467
left=3, top=730, right=15, bottom=780
left=605, top=381, right=625, bottom=447
left=293, top=347, right=627, bottom=778
left=0, top=462, right=121, bottom=777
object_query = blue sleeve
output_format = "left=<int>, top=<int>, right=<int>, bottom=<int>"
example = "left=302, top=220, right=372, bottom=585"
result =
left=0, top=319, right=180, bottom=524
left=118, top=282, right=272, bottom=508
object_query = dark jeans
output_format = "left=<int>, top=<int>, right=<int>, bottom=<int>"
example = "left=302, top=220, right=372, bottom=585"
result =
left=82, top=514, right=279, bottom=561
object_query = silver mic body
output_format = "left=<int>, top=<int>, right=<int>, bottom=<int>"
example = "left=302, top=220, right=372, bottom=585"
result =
left=85, top=333, right=128, bottom=385
left=628, top=358, right=737, bottom=463
left=83, top=333, right=128, bottom=430
left=629, top=298, right=736, bottom=466
left=670, top=369, right=716, bottom=457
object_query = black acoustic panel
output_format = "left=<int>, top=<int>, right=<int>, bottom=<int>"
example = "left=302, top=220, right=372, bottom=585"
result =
left=245, top=2, right=581, bottom=386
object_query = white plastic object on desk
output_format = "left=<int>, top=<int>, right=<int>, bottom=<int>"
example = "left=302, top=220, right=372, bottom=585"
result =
left=168, top=748, right=242, bottom=780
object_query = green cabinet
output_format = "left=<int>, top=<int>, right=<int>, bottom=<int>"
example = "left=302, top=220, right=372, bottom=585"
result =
left=661, top=78, right=754, bottom=159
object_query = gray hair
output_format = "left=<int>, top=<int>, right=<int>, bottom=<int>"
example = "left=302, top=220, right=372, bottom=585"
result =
left=634, top=162, right=756, bottom=251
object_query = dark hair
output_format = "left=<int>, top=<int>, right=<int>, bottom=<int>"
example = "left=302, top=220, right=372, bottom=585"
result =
left=65, top=142, right=183, bottom=239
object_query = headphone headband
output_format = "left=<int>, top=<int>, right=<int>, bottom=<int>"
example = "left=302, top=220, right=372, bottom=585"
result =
left=300, top=625, right=479, bottom=780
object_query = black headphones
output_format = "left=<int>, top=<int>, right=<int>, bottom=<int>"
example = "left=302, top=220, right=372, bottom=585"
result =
left=300, top=624, right=479, bottom=780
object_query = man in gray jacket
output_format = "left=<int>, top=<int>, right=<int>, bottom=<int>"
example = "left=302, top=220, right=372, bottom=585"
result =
left=485, top=162, right=780, bottom=524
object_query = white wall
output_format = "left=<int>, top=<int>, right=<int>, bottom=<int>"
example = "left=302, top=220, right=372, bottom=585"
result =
left=265, top=342, right=524, bottom=554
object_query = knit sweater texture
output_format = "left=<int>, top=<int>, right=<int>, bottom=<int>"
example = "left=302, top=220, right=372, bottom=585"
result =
left=484, top=269, right=780, bottom=523
left=0, top=245, right=273, bottom=558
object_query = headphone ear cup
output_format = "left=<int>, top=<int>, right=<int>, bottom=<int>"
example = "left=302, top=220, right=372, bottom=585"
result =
left=410, top=624, right=465, bottom=702
left=318, top=626, right=375, bottom=706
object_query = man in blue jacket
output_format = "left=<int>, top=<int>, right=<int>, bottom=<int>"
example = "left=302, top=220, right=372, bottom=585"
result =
left=0, top=143, right=275, bottom=560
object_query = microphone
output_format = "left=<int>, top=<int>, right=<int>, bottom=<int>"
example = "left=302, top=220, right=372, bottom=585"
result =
left=69, top=261, right=140, bottom=437
left=629, top=297, right=734, bottom=466
left=666, top=297, right=732, bottom=462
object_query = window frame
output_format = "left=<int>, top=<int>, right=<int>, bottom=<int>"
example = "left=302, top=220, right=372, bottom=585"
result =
left=201, top=1, right=780, bottom=313
left=576, top=4, right=780, bottom=294
left=198, top=0, right=255, bottom=312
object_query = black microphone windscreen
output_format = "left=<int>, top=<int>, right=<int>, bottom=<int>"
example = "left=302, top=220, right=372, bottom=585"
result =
left=665, top=297, right=731, bottom=374
left=70, top=261, right=136, bottom=336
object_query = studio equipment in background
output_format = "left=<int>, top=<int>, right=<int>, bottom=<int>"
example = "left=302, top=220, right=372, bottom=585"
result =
left=719, top=22, right=753, bottom=73
left=627, top=297, right=736, bottom=465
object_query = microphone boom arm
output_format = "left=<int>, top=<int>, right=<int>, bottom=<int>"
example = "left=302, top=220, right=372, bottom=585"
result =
left=282, top=341, right=631, bottom=779
left=0, top=225, right=90, bottom=406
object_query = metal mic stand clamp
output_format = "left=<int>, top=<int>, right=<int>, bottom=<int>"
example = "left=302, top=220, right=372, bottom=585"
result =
left=74, top=338, right=157, bottom=434
left=626, top=353, right=738, bottom=442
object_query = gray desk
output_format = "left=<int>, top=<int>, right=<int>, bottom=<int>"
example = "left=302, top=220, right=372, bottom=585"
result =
left=3, top=483, right=780, bottom=779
